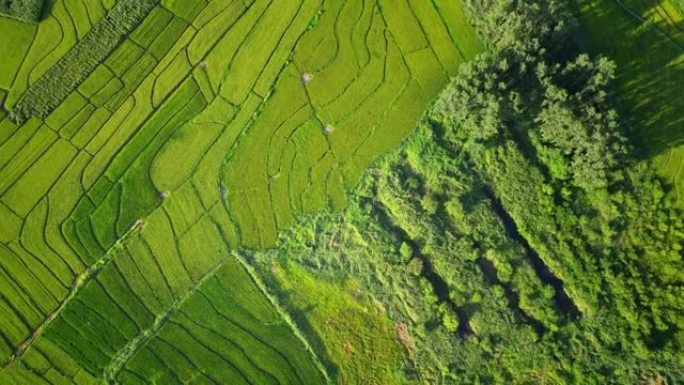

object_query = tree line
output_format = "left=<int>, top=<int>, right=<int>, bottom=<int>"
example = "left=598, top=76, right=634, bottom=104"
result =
left=433, top=0, right=683, bottom=380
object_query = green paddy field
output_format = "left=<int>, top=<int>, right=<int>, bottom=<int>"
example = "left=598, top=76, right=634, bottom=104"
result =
left=0, top=0, right=681, bottom=384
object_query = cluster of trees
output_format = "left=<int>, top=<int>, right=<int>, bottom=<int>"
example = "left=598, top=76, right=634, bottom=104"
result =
left=9, top=0, right=157, bottom=124
left=252, top=118, right=677, bottom=383
left=0, top=0, right=43, bottom=23
left=434, top=0, right=683, bottom=380
left=246, top=1, right=682, bottom=384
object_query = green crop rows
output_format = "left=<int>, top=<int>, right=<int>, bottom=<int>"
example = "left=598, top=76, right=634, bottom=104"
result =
left=0, top=0, right=481, bottom=383
left=10, top=0, right=158, bottom=124
left=3, top=0, right=679, bottom=383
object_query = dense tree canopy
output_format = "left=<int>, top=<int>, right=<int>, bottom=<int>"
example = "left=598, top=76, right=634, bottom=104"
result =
left=434, top=0, right=683, bottom=378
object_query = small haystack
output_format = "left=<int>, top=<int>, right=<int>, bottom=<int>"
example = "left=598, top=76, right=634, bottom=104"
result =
left=301, top=72, right=313, bottom=84
left=342, top=342, right=354, bottom=356
left=323, top=124, right=333, bottom=135
left=199, top=61, right=207, bottom=69
left=158, top=191, right=169, bottom=201
left=395, top=323, right=416, bottom=354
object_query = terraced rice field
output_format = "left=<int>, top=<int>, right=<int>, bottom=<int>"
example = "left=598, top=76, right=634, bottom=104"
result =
left=0, top=0, right=481, bottom=383
left=573, top=0, right=684, bottom=206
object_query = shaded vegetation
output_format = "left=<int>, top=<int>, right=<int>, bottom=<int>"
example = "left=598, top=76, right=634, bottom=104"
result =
left=0, top=0, right=43, bottom=23
left=571, top=0, right=684, bottom=207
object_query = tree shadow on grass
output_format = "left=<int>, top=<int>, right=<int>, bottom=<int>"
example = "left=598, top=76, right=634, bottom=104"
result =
left=39, top=0, right=52, bottom=22
left=574, top=0, right=684, bottom=158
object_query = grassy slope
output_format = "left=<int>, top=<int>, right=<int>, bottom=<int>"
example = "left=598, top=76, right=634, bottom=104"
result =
left=271, top=262, right=406, bottom=385
left=0, top=0, right=481, bottom=383
left=573, top=0, right=684, bottom=206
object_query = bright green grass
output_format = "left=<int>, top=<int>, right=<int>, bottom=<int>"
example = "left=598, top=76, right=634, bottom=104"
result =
left=573, top=0, right=684, bottom=206
left=271, top=262, right=407, bottom=385
left=0, top=17, right=35, bottom=89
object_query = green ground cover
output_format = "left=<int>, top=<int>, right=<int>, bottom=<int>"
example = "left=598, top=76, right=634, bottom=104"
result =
left=0, top=17, right=35, bottom=89
left=0, top=0, right=680, bottom=384
left=0, top=0, right=483, bottom=384
left=268, top=262, right=406, bottom=385
left=0, top=0, right=44, bottom=23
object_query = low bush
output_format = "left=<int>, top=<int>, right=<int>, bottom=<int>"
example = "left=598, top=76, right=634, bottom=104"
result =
left=0, top=0, right=44, bottom=23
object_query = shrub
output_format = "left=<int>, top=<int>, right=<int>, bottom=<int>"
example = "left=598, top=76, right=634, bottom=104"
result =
left=0, top=0, right=44, bottom=23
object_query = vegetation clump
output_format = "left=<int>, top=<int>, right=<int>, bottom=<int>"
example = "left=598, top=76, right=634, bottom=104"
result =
left=0, top=0, right=43, bottom=23
left=441, top=0, right=683, bottom=355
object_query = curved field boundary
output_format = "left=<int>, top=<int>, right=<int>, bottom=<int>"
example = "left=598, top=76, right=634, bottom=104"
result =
left=10, top=0, right=158, bottom=124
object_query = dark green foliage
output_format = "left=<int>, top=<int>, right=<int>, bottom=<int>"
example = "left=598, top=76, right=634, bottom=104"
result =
left=461, top=0, right=575, bottom=60
left=9, top=0, right=158, bottom=124
left=0, top=0, right=44, bottom=23
left=672, top=0, right=684, bottom=15
left=431, top=0, right=683, bottom=382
